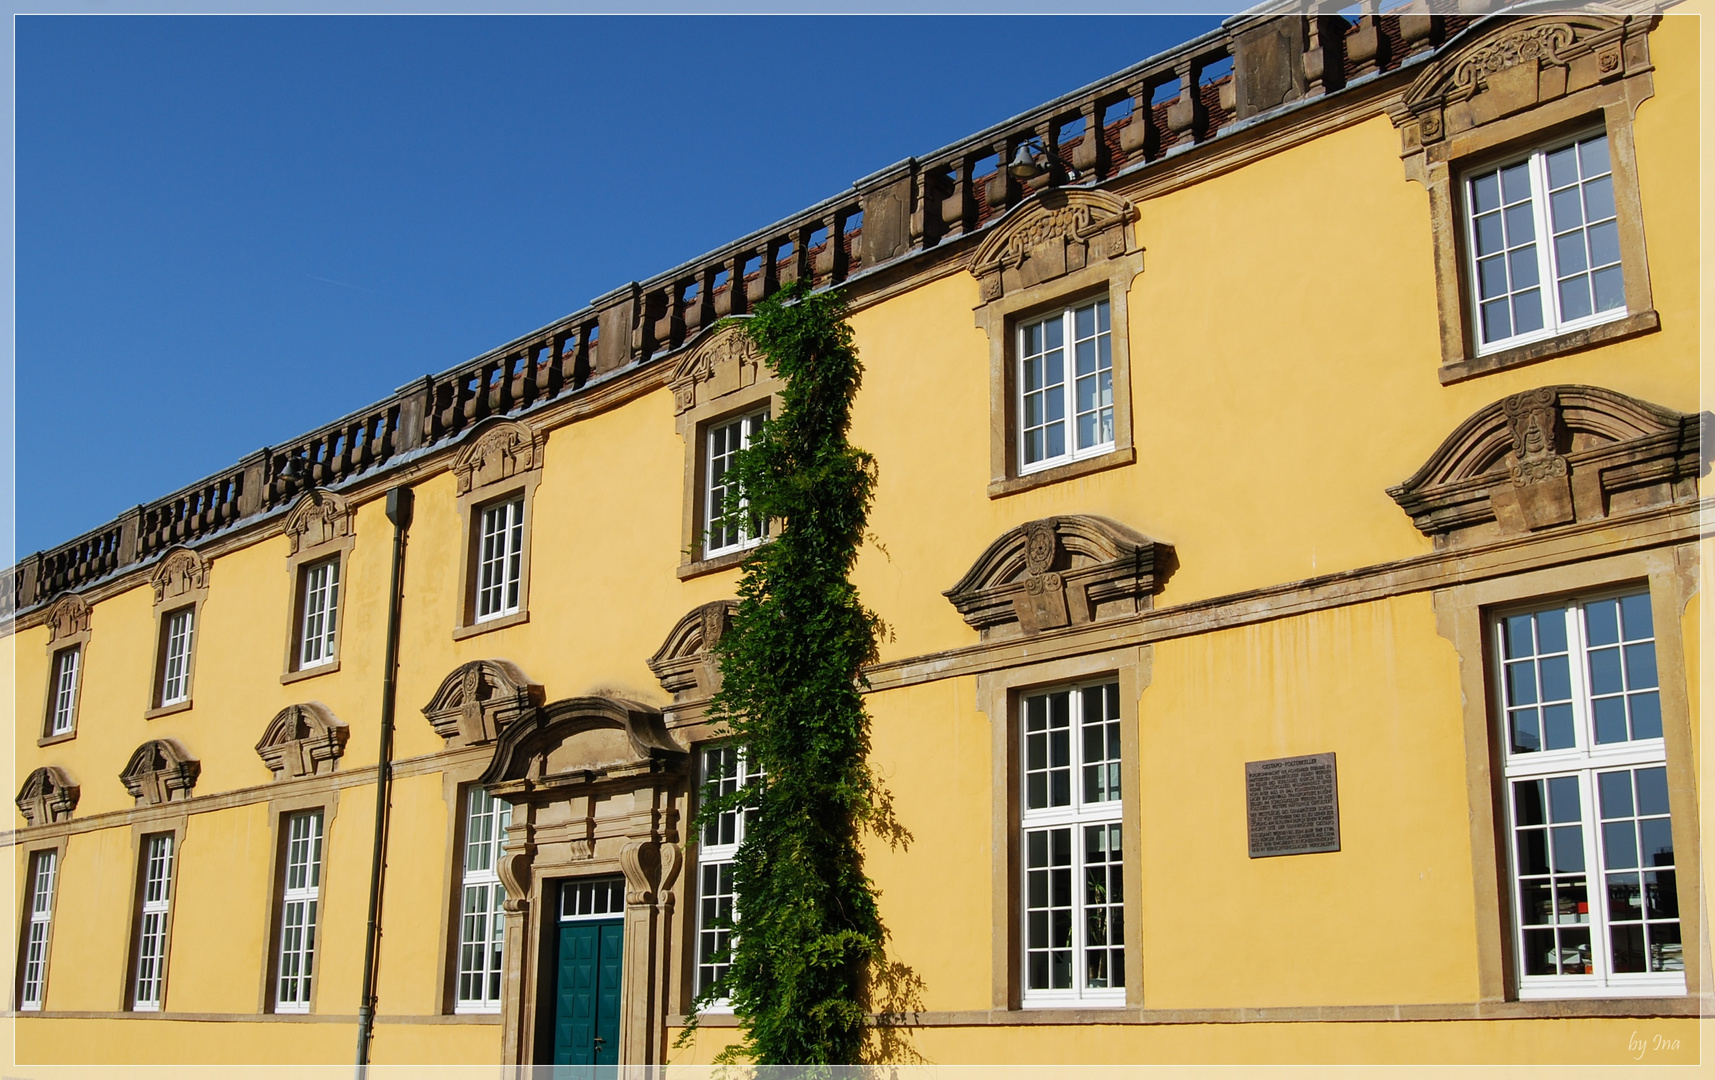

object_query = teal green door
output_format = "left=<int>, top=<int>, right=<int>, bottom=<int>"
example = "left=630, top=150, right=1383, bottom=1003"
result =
left=553, top=917, right=624, bottom=1067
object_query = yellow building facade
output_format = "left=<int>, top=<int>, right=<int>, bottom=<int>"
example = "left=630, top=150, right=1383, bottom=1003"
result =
left=5, top=5, right=1705, bottom=1068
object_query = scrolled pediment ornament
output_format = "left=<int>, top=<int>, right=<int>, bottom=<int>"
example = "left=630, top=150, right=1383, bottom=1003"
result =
left=1391, top=14, right=1653, bottom=147
left=452, top=417, right=544, bottom=495
left=149, top=547, right=208, bottom=605
left=120, top=739, right=201, bottom=807
left=16, top=766, right=79, bottom=826
left=256, top=702, right=349, bottom=779
left=422, top=659, right=545, bottom=747
left=1388, top=384, right=1705, bottom=542
left=283, top=489, right=356, bottom=555
left=968, top=189, right=1137, bottom=303
left=668, top=320, right=763, bottom=416
left=944, top=514, right=1173, bottom=640
left=44, top=592, right=91, bottom=643
left=648, top=600, right=738, bottom=702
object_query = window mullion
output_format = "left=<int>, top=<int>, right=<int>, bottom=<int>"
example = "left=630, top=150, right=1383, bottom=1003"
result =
left=1531, top=152, right=1560, bottom=332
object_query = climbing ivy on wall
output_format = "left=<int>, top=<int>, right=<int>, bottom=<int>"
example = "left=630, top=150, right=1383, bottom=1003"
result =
left=692, top=280, right=895, bottom=1066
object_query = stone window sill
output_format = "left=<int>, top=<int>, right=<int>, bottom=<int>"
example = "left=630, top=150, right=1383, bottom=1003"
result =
left=1439, top=310, right=1660, bottom=385
left=452, top=610, right=530, bottom=641
left=145, top=700, right=192, bottom=721
left=36, top=731, right=76, bottom=748
left=281, top=660, right=341, bottom=686
left=677, top=545, right=759, bottom=581
left=988, top=446, right=1135, bottom=499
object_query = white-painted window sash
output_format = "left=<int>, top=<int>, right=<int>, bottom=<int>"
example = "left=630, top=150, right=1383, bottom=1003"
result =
left=48, top=646, right=79, bottom=736
left=705, top=409, right=769, bottom=558
left=476, top=498, right=525, bottom=621
left=132, top=833, right=175, bottom=1011
left=19, top=850, right=58, bottom=1010
left=695, top=746, right=762, bottom=1008
left=1017, top=299, right=1114, bottom=476
left=298, top=558, right=341, bottom=669
left=275, top=811, right=323, bottom=1013
left=159, top=608, right=194, bottom=706
left=455, top=787, right=511, bottom=1013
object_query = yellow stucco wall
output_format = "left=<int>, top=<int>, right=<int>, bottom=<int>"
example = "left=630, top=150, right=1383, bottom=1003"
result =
left=6, top=8, right=1701, bottom=1068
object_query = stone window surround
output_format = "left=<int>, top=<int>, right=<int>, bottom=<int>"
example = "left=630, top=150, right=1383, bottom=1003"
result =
left=972, top=230, right=1144, bottom=500
left=40, top=595, right=91, bottom=748
left=977, top=644, right=1150, bottom=1010
left=454, top=474, right=541, bottom=640
left=145, top=549, right=209, bottom=721
left=1393, top=16, right=1659, bottom=385
left=122, top=816, right=188, bottom=1012
left=12, top=836, right=67, bottom=1011
left=257, top=788, right=340, bottom=1016
left=1432, top=545, right=1700, bottom=1003
left=673, top=333, right=784, bottom=580
left=280, top=490, right=357, bottom=685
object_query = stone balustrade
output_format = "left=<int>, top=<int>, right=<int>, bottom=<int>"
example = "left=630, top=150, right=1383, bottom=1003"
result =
left=4, top=4, right=1480, bottom=617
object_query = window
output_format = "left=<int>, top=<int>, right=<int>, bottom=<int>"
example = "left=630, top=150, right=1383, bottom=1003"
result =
left=475, top=497, right=525, bottom=622
left=1020, top=681, right=1124, bottom=1007
left=456, top=787, right=511, bottom=1013
left=17, top=849, right=58, bottom=1010
left=297, top=558, right=340, bottom=669
left=275, top=810, right=324, bottom=1013
left=1018, top=300, right=1114, bottom=473
left=158, top=607, right=194, bottom=708
left=1466, top=133, right=1626, bottom=355
left=132, top=834, right=175, bottom=1011
left=705, top=409, right=768, bottom=557
left=45, top=646, right=80, bottom=739
left=695, top=746, right=760, bottom=1005
left=1495, top=589, right=1683, bottom=997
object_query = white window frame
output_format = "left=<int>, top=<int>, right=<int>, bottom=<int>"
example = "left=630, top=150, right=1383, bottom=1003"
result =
left=1493, top=588, right=1684, bottom=999
left=158, top=607, right=195, bottom=707
left=47, top=645, right=80, bottom=738
left=132, top=833, right=175, bottom=1011
left=1019, top=680, right=1124, bottom=1009
left=694, top=746, right=761, bottom=1009
left=455, top=787, right=511, bottom=1014
left=275, top=810, right=324, bottom=1013
left=475, top=497, right=525, bottom=623
left=297, top=557, right=341, bottom=670
left=561, top=876, right=626, bottom=921
left=704, top=408, right=769, bottom=558
left=18, top=849, right=58, bottom=1011
left=1016, top=298, right=1114, bottom=475
left=1465, top=130, right=1627, bottom=356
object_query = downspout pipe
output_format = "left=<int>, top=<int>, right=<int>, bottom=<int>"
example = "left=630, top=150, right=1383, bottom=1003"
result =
left=356, top=485, right=413, bottom=1075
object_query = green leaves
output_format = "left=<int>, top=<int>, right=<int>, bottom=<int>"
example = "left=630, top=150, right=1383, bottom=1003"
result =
left=692, top=282, right=890, bottom=1065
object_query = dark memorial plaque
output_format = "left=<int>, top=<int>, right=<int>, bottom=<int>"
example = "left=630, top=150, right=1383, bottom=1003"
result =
left=1246, top=752, right=1340, bottom=858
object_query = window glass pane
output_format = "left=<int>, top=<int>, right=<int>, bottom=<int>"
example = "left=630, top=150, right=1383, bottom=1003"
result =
left=1545, top=146, right=1579, bottom=189
left=1501, top=162, right=1532, bottom=203
left=1471, top=172, right=1500, bottom=213
left=1577, top=136, right=1610, bottom=179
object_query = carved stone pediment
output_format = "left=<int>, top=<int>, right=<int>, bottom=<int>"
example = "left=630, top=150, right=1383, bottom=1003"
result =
left=647, top=600, right=737, bottom=702
left=256, top=703, right=350, bottom=779
left=44, top=592, right=90, bottom=643
left=452, top=417, right=544, bottom=495
left=1388, top=385, right=1705, bottom=543
left=283, top=489, right=355, bottom=555
left=968, top=189, right=1137, bottom=303
left=945, top=514, right=1173, bottom=640
left=16, top=766, right=79, bottom=826
left=1392, top=14, right=1651, bottom=147
left=422, top=659, right=545, bottom=747
left=478, top=696, right=687, bottom=789
left=120, top=739, right=201, bottom=807
left=668, top=320, right=764, bottom=416
left=150, top=547, right=209, bottom=605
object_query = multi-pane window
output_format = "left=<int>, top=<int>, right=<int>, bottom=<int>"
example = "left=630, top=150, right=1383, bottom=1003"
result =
left=132, top=834, right=175, bottom=1011
left=46, top=646, right=80, bottom=738
left=297, top=558, right=341, bottom=669
left=275, top=811, right=324, bottom=1013
left=1466, top=133, right=1625, bottom=353
left=1495, top=590, right=1683, bottom=997
left=1021, top=681, right=1124, bottom=1006
left=475, top=497, right=525, bottom=621
left=706, top=409, right=768, bottom=557
left=456, top=787, right=511, bottom=1012
left=158, top=607, right=195, bottom=706
left=18, top=849, right=58, bottom=1010
left=695, top=746, right=761, bottom=1004
left=1018, top=299, right=1113, bottom=473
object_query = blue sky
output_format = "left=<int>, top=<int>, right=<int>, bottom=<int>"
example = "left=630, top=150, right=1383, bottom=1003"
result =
left=14, top=13, right=1226, bottom=560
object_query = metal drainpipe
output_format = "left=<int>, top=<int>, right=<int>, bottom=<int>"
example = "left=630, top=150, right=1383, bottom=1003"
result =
left=356, top=485, right=413, bottom=1075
